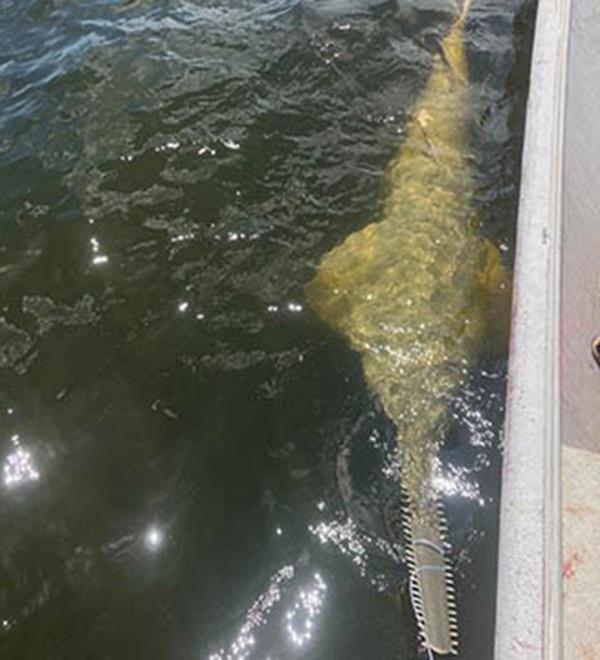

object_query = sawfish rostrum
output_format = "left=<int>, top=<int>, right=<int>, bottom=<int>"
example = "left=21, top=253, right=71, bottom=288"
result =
left=306, top=0, right=508, bottom=654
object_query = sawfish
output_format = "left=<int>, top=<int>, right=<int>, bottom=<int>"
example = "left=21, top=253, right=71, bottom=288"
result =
left=306, top=0, right=509, bottom=654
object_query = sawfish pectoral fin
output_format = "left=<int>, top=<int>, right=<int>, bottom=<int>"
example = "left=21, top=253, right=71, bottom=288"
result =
left=305, top=222, right=380, bottom=328
left=476, top=237, right=512, bottom=355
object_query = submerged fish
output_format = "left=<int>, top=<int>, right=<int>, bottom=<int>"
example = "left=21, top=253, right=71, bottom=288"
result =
left=306, top=0, right=509, bottom=654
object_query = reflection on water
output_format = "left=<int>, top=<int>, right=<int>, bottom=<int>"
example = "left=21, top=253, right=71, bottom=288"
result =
left=3, top=436, right=40, bottom=489
left=209, top=565, right=295, bottom=660
left=433, top=462, right=484, bottom=506
left=285, top=572, right=327, bottom=648
left=0, top=0, right=533, bottom=657
left=309, top=515, right=397, bottom=588
left=208, top=566, right=327, bottom=659
left=90, top=235, right=109, bottom=266
left=144, top=525, right=165, bottom=552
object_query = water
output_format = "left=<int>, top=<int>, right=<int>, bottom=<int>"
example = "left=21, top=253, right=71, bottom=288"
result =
left=0, top=1, right=534, bottom=658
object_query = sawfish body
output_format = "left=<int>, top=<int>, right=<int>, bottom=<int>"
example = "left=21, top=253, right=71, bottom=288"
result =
left=306, top=2, right=508, bottom=654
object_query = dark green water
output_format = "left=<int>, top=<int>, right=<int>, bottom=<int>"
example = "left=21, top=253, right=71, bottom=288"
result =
left=0, top=0, right=534, bottom=658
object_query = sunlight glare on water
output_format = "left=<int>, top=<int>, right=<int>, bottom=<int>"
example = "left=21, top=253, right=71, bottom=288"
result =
left=285, top=573, right=327, bottom=648
left=2, top=436, right=40, bottom=489
left=208, top=565, right=295, bottom=660
left=0, top=0, right=534, bottom=657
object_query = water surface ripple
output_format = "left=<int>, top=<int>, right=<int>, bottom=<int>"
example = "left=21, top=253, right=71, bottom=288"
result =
left=0, top=0, right=533, bottom=658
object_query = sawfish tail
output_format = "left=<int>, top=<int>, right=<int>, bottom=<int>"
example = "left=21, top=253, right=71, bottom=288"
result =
left=456, top=0, right=473, bottom=23
left=402, top=486, right=458, bottom=655
left=440, top=0, right=473, bottom=84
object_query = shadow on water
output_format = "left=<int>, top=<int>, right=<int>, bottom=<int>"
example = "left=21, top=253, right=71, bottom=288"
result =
left=0, top=0, right=535, bottom=658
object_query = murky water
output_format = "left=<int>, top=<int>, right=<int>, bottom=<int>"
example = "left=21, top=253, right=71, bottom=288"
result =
left=0, top=0, right=534, bottom=658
